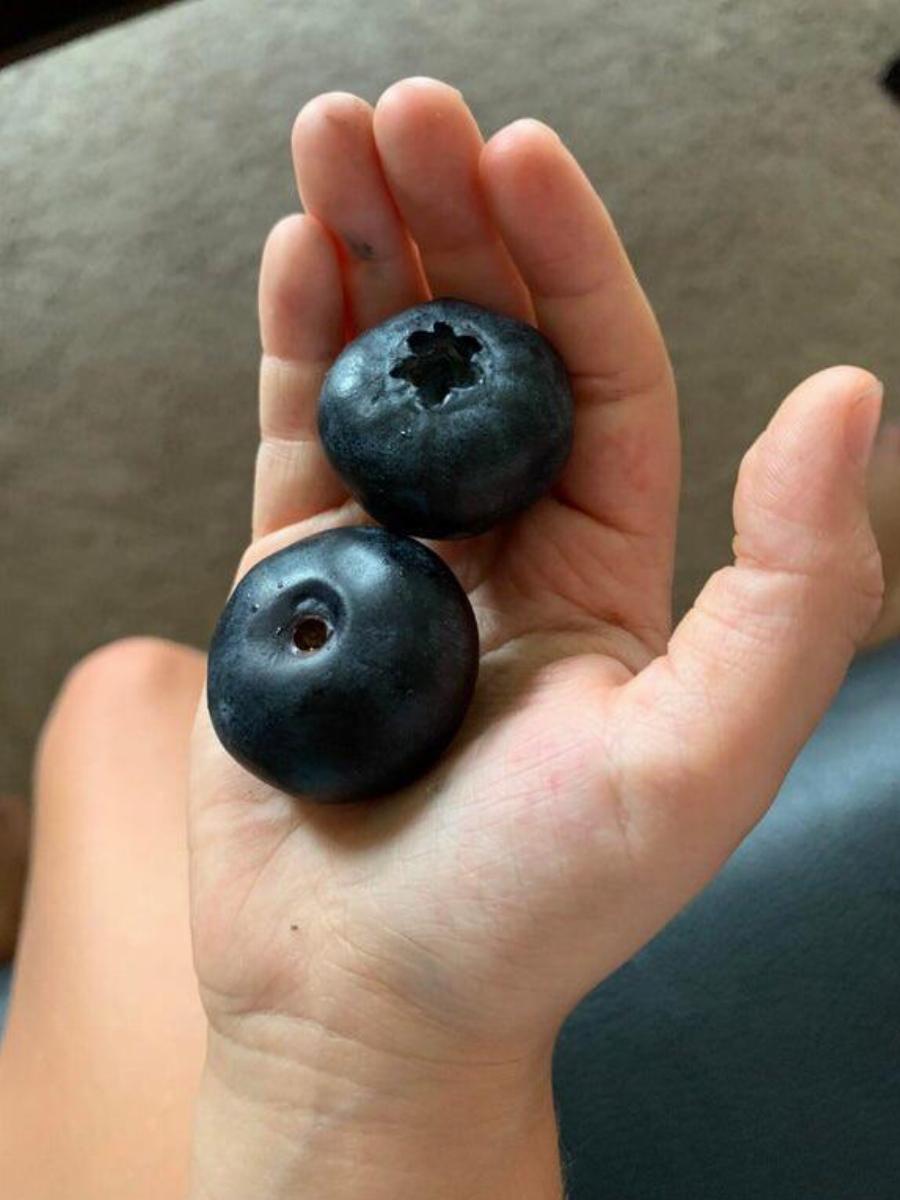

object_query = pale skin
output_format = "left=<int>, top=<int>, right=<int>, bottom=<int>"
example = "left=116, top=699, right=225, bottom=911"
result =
left=0, top=76, right=888, bottom=1198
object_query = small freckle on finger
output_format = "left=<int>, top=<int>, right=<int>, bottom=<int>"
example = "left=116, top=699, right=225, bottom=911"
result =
left=343, top=235, right=376, bottom=261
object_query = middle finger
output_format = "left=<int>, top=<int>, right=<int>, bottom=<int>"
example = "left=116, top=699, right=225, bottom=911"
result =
left=373, top=77, right=534, bottom=322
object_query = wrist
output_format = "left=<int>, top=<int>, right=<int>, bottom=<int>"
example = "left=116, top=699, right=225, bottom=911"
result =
left=188, top=1017, right=562, bottom=1200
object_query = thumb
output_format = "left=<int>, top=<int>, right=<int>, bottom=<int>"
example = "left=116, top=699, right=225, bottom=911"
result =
left=622, top=365, right=884, bottom=864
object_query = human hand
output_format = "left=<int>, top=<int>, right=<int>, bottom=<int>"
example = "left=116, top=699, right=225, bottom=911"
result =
left=187, top=77, right=883, bottom=1199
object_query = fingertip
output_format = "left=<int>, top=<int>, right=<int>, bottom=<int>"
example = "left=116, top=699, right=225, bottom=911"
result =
left=260, top=213, right=336, bottom=299
left=291, top=94, right=374, bottom=193
left=375, top=76, right=463, bottom=117
left=772, top=365, right=884, bottom=470
left=482, top=118, right=562, bottom=167
left=762, top=364, right=882, bottom=451
left=480, top=119, right=577, bottom=226
left=261, top=212, right=308, bottom=262
left=292, top=91, right=372, bottom=144
left=258, top=213, right=343, bottom=361
left=733, top=363, right=887, bottom=582
left=792, top=363, right=882, bottom=405
left=372, top=76, right=476, bottom=156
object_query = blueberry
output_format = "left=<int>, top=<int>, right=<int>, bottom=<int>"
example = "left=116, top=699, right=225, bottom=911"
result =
left=207, top=526, right=479, bottom=801
left=318, top=298, right=574, bottom=539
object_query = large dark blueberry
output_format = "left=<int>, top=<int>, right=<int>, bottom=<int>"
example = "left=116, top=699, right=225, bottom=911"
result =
left=207, top=526, right=479, bottom=802
left=318, top=298, right=574, bottom=539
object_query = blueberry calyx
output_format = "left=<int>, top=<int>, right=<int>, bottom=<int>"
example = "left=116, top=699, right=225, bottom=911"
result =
left=389, top=320, right=484, bottom=408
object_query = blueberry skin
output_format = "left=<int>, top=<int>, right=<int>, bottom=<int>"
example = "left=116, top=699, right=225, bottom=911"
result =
left=318, top=298, right=574, bottom=539
left=206, top=526, right=479, bottom=802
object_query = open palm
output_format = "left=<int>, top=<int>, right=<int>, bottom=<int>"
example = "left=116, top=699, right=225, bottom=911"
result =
left=188, top=78, right=883, bottom=1066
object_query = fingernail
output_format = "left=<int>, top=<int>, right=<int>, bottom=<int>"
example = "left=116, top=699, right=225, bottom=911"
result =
left=846, top=380, right=885, bottom=467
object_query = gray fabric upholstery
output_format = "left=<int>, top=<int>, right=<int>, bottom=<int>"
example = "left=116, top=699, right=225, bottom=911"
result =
left=2, top=0, right=899, bottom=791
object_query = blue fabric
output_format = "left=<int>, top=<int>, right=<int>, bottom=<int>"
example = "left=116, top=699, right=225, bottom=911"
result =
left=554, top=640, right=900, bottom=1199
left=0, top=962, right=11, bottom=1032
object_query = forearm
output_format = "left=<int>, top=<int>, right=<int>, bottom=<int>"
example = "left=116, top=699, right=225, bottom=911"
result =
left=188, top=1022, right=564, bottom=1200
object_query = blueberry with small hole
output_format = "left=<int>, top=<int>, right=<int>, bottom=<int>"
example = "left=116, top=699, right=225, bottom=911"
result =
left=207, top=526, right=479, bottom=801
